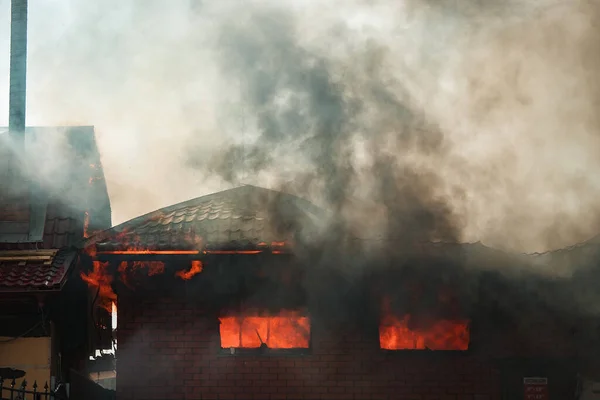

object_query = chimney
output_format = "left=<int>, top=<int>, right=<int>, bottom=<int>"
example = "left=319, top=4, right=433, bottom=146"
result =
left=8, top=0, right=28, bottom=145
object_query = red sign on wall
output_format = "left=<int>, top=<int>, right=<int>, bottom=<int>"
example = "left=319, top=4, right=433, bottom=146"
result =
left=524, top=377, right=548, bottom=400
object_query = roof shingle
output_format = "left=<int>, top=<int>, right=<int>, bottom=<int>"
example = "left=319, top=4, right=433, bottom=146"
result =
left=90, top=185, right=325, bottom=252
left=0, top=248, right=77, bottom=291
left=43, top=203, right=83, bottom=249
left=0, top=126, right=111, bottom=251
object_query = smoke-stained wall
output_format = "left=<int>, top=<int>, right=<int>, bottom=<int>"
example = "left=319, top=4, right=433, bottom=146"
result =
left=112, top=263, right=582, bottom=400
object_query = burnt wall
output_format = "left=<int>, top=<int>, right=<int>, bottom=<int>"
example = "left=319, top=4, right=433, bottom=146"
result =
left=116, top=293, right=501, bottom=400
left=110, top=254, right=585, bottom=399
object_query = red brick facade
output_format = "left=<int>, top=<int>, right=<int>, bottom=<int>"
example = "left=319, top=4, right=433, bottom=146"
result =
left=117, top=294, right=502, bottom=400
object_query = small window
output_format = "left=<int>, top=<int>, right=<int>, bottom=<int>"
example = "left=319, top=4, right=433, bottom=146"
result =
left=219, top=310, right=310, bottom=350
left=379, top=295, right=470, bottom=351
left=379, top=314, right=470, bottom=350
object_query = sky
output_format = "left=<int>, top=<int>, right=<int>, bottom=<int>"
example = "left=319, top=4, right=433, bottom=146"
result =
left=1, top=0, right=600, bottom=253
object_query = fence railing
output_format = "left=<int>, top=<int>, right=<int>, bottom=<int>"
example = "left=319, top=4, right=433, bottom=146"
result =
left=0, top=378, right=67, bottom=400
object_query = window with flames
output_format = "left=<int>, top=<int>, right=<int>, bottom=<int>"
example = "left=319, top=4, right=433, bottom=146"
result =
left=379, top=286, right=471, bottom=351
left=219, top=309, right=311, bottom=351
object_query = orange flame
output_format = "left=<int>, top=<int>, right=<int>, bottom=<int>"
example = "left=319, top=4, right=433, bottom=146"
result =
left=219, top=310, right=310, bottom=349
left=378, top=296, right=469, bottom=351
left=175, top=260, right=203, bottom=280
left=81, top=231, right=290, bottom=307
left=84, top=243, right=97, bottom=257
left=112, top=301, right=118, bottom=329
left=117, top=261, right=166, bottom=288
left=81, top=259, right=167, bottom=305
left=83, top=211, right=91, bottom=239
left=379, top=314, right=470, bottom=350
left=80, top=229, right=207, bottom=307
left=95, top=229, right=203, bottom=255
left=100, top=250, right=200, bottom=255
left=205, top=250, right=262, bottom=255
left=125, top=261, right=165, bottom=276
left=80, top=261, right=116, bottom=312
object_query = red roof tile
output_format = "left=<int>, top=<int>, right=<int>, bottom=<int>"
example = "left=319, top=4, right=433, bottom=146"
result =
left=0, top=208, right=83, bottom=251
left=43, top=203, right=83, bottom=249
left=89, top=185, right=325, bottom=252
left=0, top=248, right=77, bottom=292
left=0, top=126, right=111, bottom=250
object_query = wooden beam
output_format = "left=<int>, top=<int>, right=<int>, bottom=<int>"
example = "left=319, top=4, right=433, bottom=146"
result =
left=0, top=250, right=58, bottom=257
left=0, top=255, right=54, bottom=262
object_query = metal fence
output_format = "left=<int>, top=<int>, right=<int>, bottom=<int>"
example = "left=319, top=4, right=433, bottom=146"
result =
left=0, top=378, right=67, bottom=400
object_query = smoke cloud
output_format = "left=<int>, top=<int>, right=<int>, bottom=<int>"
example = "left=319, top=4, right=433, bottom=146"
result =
left=1, top=0, right=600, bottom=253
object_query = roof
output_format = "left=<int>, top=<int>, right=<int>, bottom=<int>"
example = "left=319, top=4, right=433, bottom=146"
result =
left=43, top=203, right=86, bottom=248
left=0, top=126, right=111, bottom=293
left=0, top=248, right=78, bottom=292
left=88, top=185, right=326, bottom=252
left=0, top=126, right=111, bottom=249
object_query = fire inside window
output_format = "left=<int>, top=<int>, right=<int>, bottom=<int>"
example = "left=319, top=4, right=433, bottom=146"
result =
left=219, top=311, right=310, bottom=349
left=379, top=296, right=470, bottom=351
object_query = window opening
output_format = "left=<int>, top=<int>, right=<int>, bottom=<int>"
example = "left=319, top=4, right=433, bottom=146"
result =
left=219, top=310, right=310, bottom=349
left=379, top=296, right=470, bottom=351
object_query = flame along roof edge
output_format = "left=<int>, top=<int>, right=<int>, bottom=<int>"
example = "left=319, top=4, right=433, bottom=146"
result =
left=83, top=185, right=600, bottom=260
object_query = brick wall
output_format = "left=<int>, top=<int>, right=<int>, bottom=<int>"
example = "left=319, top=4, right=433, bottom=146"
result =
left=117, top=294, right=502, bottom=400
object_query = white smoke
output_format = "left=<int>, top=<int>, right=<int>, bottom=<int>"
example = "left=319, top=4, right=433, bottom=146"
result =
left=0, top=0, right=599, bottom=253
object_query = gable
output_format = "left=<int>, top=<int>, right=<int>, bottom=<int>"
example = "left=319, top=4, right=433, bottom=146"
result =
left=0, top=126, right=111, bottom=247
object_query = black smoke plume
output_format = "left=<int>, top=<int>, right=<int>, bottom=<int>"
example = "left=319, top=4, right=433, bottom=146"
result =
left=201, top=6, right=463, bottom=250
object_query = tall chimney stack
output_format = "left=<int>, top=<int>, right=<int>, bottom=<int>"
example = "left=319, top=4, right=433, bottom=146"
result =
left=9, top=0, right=28, bottom=146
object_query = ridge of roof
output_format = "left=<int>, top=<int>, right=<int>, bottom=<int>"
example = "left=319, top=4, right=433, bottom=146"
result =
left=525, top=234, right=600, bottom=257
left=82, top=181, right=600, bottom=260
left=84, top=185, right=325, bottom=248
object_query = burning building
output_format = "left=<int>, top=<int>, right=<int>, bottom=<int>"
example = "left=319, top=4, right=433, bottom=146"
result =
left=0, top=0, right=113, bottom=396
left=0, top=124, right=113, bottom=390
left=81, top=184, right=590, bottom=400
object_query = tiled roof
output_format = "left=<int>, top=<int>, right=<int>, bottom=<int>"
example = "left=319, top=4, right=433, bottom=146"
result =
left=89, top=185, right=326, bottom=252
left=0, top=126, right=111, bottom=251
left=0, top=248, right=78, bottom=292
left=43, top=203, right=84, bottom=249
left=528, top=234, right=600, bottom=257
left=0, top=204, right=84, bottom=251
